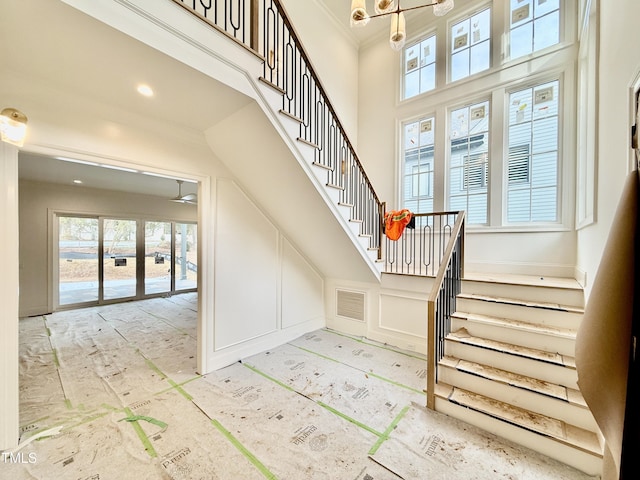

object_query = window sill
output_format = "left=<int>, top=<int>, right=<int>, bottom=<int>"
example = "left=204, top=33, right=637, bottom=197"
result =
left=465, top=224, right=573, bottom=234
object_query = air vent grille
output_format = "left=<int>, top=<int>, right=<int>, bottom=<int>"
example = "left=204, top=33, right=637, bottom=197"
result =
left=336, top=289, right=365, bottom=322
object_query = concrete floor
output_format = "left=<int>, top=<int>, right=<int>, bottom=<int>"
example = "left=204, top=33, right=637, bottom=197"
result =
left=5, top=294, right=598, bottom=479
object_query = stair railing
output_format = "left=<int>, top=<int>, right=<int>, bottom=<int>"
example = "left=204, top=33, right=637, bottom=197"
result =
left=172, top=0, right=384, bottom=259
left=426, top=210, right=465, bottom=409
left=385, top=211, right=459, bottom=276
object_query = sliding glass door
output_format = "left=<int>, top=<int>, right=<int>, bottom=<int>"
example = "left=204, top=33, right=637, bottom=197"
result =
left=58, top=215, right=197, bottom=308
left=102, top=218, right=137, bottom=301
left=58, top=216, right=99, bottom=306
left=145, top=221, right=172, bottom=295
left=176, top=223, right=197, bottom=291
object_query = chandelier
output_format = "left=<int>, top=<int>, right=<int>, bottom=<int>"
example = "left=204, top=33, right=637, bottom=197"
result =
left=350, top=0, right=455, bottom=51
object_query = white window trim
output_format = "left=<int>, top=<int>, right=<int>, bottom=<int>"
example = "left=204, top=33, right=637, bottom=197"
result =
left=395, top=0, right=577, bottom=233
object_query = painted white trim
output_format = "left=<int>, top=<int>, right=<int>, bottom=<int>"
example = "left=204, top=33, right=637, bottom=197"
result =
left=0, top=142, right=20, bottom=450
left=205, top=317, right=325, bottom=371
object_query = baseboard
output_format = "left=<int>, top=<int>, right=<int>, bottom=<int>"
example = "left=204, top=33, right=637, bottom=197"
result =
left=19, top=305, right=52, bottom=318
left=573, top=266, right=587, bottom=288
left=204, top=317, right=325, bottom=373
left=366, top=328, right=427, bottom=356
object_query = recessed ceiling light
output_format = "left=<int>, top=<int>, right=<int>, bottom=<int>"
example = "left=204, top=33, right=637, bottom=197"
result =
left=137, top=84, right=154, bottom=97
left=73, top=179, right=83, bottom=184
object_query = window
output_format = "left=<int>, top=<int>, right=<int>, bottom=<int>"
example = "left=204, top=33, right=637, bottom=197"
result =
left=450, top=7, right=491, bottom=82
left=449, top=101, right=490, bottom=224
left=403, top=35, right=437, bottom=99
left=507, top=80, right=559, bottom=223
left=402, top=117, right=435, bottom=213
left=509, top=0, right=560, bottom=59
left=397, top=1, right=571, bottom=229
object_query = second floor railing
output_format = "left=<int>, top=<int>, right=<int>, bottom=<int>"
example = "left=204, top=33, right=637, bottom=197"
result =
left=172, top=0, right=384, bottom=258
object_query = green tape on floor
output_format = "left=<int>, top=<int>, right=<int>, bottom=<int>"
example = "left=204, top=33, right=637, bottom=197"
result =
left=316, top=401, right=383, bottom=438
left=368, top=404, right=410, bottom=455
left=242, top=363, right=295, bottom=392
left=366, top=372, right=425, bottom=395
left=52, top=348, right=60, bottom=367
left=211, top=419, right=278, bottom=480
left=136, top=350, right=193, bottom=401
left=290, top=345, right=340, bottom=364
left=123, top=407, right=158, bottom=458
left=325, top=329, right=426, bottom=361
left=289, top=342, right=424, bottom=395
left=243, top=363, right=384, bottom=438
left=154, top=375, right=202, bottom=397
left=119, top=415, right=168, bottom=430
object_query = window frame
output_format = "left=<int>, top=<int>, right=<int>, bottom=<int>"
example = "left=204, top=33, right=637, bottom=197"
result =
left=396, top=0, right=576, bottom=232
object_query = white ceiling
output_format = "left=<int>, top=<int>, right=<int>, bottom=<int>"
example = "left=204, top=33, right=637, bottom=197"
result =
left=2, top=0, right=251, bottom=198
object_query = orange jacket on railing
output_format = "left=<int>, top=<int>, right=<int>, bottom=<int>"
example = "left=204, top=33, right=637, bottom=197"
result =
left=384, top=209, right=413, bottom=241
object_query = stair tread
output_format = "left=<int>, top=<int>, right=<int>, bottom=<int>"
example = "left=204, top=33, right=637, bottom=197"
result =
left=453, top=311, right=577, bottom=337
left=447, top=328, right=576, bottom=369
left=297, top=137, right=319, bottom=149
left=278, top=109, right=303, bottom=123
left=440, top=355, right=586, bottom=407
left=258, top=76, right=286, bottom=94
left=464, top=272, right=583, bottom=291
left=440, top=386, right=601, bottom=456
left=458, top=292, right=584, bottom=314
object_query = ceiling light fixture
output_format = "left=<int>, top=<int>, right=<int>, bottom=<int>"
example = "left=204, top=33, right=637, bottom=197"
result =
left=170, top=180, right=197, bottom=205
left=137, top=84, right=154, bottom=97
left=0, top=107, right=28, bottom=147
left=350, top=0, right=454, bottom=51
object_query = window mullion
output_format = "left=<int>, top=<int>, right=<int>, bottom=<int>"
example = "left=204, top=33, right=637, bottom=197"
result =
left=434, top=105, right=447, bottom=212
left=490, top=88, right=505, bottom=227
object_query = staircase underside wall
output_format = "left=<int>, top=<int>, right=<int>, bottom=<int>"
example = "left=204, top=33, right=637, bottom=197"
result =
left=205, top=101, right=380, bottom=283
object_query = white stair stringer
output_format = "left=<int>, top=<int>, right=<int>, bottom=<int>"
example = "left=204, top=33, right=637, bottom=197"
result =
left=434, top=277, right=603, bottom=476
left=257, top=77, right=382, bottom=269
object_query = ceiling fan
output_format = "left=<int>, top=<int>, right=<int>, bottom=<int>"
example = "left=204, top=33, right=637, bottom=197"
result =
left=170, top=179, right=197, bottom=205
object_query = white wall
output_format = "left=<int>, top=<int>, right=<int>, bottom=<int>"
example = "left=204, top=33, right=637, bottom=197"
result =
left=576, top=0, right=640, bottom=298
left=0, top=144, right=20, bottom=450
left=326, top=274, right=434, bottom=356
left=18, top=180, right=198, bottom=317
left=212, top=178, right=325, bottom=369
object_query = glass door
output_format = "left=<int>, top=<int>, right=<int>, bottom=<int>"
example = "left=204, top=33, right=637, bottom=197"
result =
left=58, top=216, right=99, bottom=306
left=102, top=218, right=137, bottom=301
left=175, top=223, right=197, bottom=291
left=145, top=221, right=172, bottom=295
left=57, top=216, right=196, bottom=308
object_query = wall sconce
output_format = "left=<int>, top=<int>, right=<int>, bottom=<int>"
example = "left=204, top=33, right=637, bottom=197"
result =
left=0, top=108, right=28, bottom=147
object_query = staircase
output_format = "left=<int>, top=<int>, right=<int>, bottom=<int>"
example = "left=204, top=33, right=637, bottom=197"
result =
left=433, top=274, right=603, bottom=476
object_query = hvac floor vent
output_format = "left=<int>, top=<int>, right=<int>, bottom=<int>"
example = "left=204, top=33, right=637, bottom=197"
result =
left=336, top=289, right=365, bottom=322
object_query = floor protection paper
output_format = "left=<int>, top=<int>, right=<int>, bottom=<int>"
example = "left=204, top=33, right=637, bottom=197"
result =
left=369, top=402, right=598, bottom=480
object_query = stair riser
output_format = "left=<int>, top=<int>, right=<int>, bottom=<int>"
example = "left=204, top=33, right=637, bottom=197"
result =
left=439, top=367, right=598, bottom=432
left=451, top=317, right=576, bottom=356
left=434, top=397, right=602, bottom=476
left=462, top=280, right=584, bottom=308
left=444, top=340, right=579, bottom=389
left=456, top=297, right=582, bottom=330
